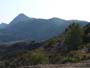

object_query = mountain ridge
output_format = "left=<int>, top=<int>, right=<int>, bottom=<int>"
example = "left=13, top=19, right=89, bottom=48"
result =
left=0, top=13, right=89, bottom=42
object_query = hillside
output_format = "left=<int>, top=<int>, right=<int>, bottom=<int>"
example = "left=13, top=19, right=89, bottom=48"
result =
left=0, top=22, right=90, bottom=68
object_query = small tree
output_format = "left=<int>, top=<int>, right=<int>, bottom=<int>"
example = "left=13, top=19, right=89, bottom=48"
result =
left=65, top=22, right=84, bottom=51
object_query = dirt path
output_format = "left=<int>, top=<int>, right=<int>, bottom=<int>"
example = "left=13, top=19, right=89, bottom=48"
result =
left=18, top=62, right=90, bottom=68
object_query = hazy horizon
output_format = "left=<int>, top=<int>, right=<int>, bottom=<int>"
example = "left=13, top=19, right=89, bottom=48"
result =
left=0, top=0, right=90, bottom=23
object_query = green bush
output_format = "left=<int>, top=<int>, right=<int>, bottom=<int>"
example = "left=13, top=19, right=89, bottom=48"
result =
left=30, top=49, right=49, bottom=65
left=62, top=56, right=80, bottom=63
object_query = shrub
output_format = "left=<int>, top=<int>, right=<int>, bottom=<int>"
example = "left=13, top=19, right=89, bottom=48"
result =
left=30, top=49, right=49, bottom=65
left=62, top=56, right=80, bottom=63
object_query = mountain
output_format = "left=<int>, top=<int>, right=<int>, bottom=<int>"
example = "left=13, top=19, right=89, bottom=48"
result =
left=9, top=13, right=30, bottom=25
left=0, top=14, right=89, bottom=42
left=0, top=23, right=7, bottom=29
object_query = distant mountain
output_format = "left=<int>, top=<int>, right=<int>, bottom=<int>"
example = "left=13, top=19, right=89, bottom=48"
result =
left=0, top=23, right=7, bottom=29
left=9, top=13, right=30, bottom=25
left=0, top=14, right=89, bottom=42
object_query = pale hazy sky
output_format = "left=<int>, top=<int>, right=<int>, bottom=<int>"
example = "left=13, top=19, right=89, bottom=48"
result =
left=0, top=0, right=90, bottom=23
